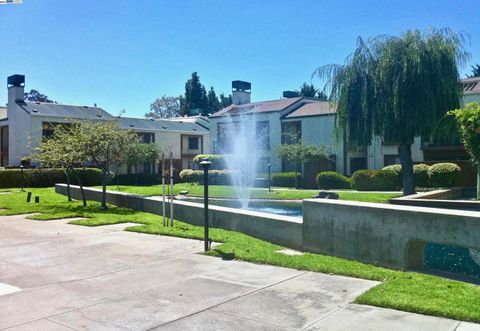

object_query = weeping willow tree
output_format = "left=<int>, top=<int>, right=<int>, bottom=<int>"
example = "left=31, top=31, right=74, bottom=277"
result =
left=315, top=29, right=468, bottom=195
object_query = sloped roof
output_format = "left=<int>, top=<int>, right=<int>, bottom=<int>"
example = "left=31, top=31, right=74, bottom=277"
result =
left=118, top=117, right=208, bottom=133
left=210, top=97, right=302, bottom=118
left=284, top=102, right=336, bottom=118
left=17, top=101, right=114, bottom=119
left=460, top=77, right=480, bottom=94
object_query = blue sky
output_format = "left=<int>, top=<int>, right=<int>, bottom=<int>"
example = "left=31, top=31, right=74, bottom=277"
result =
left=1, top=0, right=479, bottom=117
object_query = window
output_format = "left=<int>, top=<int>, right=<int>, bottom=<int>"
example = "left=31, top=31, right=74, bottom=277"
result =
left=350, top=157, right=367, bottom=174
left=281, top=121, right=301, bottom=144
left=256, top=121, right=270, bottom=150
left=188, top=136, right=199, bottom=150
left=384, top=155, right=400, bottom=167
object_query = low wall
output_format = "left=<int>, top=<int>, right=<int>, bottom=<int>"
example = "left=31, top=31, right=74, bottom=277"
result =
left=303, top=199, right=480, bottom=269
left=55, top=184, right=302, bottom=250
left=390, top=188, right=480, bottom=211
left=56, top=184, right=480, bottom=270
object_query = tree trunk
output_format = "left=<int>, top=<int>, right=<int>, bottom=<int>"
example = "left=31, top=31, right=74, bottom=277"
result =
left=101, top=170, right=108, bottom=210
left=64, top=170, right=72, bottom=202
left=73, top=170, right=87, bottom=207
left=398, top=142, right=415, bottom=196
left=135, top=164, right=138, bottom=186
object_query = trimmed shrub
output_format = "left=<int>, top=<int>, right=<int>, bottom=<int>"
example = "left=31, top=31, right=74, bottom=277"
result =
left=382, top=163, right=431, bottom=188
left=179, top=169, right=233, bottom=185
left=351, top=169, right=400, bottom=191
left=271, top=172, right=302, bottom=188
left=428, top=163, right=461, bottom=187
left=413, top=164, right=431, bottom=187
left=113, top=174, right=161, bottom=186
left=316, top=171, right=351, bottom=189
left=0, top=168, right=103, bottom=188
left=193, top=154, right=226, bottom=170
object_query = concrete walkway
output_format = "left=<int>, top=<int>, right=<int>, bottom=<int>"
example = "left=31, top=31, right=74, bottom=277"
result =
left=0, top=215, right=478, bottom=331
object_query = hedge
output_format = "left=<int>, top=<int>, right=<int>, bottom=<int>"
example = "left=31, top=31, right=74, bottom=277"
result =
left=270, top=172, right=302, bottom=188
left=428, top=163, right=461, bottom=188
left=179, top=169, right=233, bottom=185
left=382, top=164, right=431, bottom=187
left=351, top=169, right=400, bottom=191
left=316, top=171, right=351, bottom=190
left=193, top=154, right=226, bottom=170
left=0, top=168, right=103, bottom=188
left=113, top=174, right=161, bottom=186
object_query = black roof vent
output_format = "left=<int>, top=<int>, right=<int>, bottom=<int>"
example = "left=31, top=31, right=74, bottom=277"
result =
left=193, top=128, right=197, bottom=131
left=162, top=126, right=168, bottom=129
left=31, top=109, right=38, bottom=113
left=7, top=74, right=25, bottom=87
left=129, top=124, right=134, bottom=127
left=83, top=106, right=89, bottom=108
left=149, top=118, right=154, bottom=121
left=96, top=114, right=102, bottom=117
left=283, top=91, right=299, bottom=98
left=232, top=80, right=251, bottom=92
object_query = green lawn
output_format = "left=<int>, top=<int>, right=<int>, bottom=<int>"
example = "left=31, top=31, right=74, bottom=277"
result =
left=0, top=187, right=478, bottom=323
left=104, top=183, right=400, bottom=203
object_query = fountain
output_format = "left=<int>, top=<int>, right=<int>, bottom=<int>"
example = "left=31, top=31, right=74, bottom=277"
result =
left=219, top=111, right=263, bottom=209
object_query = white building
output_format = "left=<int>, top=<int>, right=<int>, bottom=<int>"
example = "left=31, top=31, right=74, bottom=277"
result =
left=210, top=79, right=479, bottom=184
left=1, top=74, right=209, bottom=173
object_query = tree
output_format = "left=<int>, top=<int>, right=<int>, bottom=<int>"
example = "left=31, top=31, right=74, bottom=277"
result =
left=80, top=121, right=137, bottom=209
left=297, top=83, right=318, bottom=97
left=277, top=136, right=327, bottom=188
left=181, top=72, right=208, bottom=116
left=315, top=29, right=468, bottom=195
left=469, top=64, right=480, bottom=78
left=32, top=123, right=88, bottom=206
left=449, top=103, right=480, bottom=198
left=219, top=93, right=232, bottom=108
left=207, top=87, right=221, bottom=114
left=316, top=91, right=328, bottom=101
left=24, top=89, right=54, bottom=103
left=126, top=142, right=162, bottom=185
left=145, top=96, right=180, bottom=119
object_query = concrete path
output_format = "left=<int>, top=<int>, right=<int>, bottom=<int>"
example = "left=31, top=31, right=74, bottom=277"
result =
left=0, top=215, right=478, bottom=331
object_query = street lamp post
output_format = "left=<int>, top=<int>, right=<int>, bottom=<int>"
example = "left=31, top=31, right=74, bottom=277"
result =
left=200, top=159, right=212, bottom=252
left=268, top=163, right=271, bottom=193
left=20, top=165, right=24, bottom=192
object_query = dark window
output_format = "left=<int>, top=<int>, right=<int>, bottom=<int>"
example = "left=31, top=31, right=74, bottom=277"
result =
left=281, top=121, right=301, bottom=144
left=138, top=132, right=154, bottom=144
left=188, top=136, right=199, bottom=150
left=42, top=122, right=72, bottom=139
left=384, top=155, right=400, bottom=167
left=256, top=121, right=270, bottom=150
left=350, top=157, right=367, bottom=174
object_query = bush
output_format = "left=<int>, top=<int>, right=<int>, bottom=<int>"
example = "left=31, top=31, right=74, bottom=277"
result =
left=351, top=169, right=400, bottom=191
left=0, top=168, right=103, bottom=188
left=271, top=172, right=302, bottom=188
left=179, top=169, right=233, bottom=185
left=428, top=163, right=461, bottom=187
left=113, top=174, right=161, bottom=186
left=193, top=154, right=226, bottom=170
left=382, top=163, right=431, bottom=188
left=413, top=164, right=431, bottom=187
left=316, top=171, right=351, bottom=190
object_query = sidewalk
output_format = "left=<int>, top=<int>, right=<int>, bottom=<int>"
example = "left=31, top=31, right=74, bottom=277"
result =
left=0, top=215, right=478, bottom=330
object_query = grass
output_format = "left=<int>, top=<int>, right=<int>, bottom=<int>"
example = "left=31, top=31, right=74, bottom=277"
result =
left=104, top=183, right=401, bottom=203
left=0, top=187, right=479, bottom=323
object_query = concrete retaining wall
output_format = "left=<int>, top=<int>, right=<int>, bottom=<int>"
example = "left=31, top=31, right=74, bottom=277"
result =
left=55, top=184, right=302, bottom=249
left=56, top=184, right=480, bottom=270
left=303, top=199, right=480, bottom=269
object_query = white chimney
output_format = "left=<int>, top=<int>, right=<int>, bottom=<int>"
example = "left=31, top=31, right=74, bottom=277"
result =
left=232, top=80, right=251, bottom=105
left=7, top=74, right=25, bottom=105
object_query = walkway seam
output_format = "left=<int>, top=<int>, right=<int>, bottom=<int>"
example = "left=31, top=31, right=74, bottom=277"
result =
left=146, top=270, right=310, bottom=330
